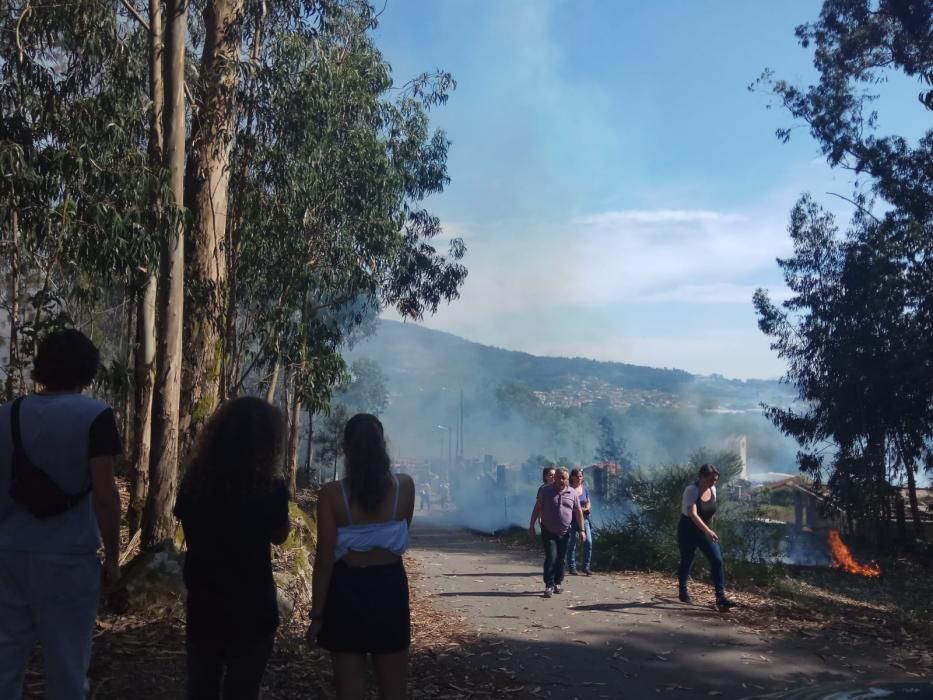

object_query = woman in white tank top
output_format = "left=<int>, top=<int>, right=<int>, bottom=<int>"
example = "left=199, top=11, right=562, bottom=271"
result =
left=307, top=414, right=415, bottom=700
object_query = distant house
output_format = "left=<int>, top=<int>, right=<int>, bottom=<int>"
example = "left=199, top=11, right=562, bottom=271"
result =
left=750, top=478, right=933, bottom=542
left=901, top=488, right=933, bottom=517
left=583, top=460, right=628, bottom=501
left=749, top=477, right=846, bottom=532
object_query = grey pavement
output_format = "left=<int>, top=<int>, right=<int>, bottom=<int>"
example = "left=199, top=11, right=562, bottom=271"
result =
left=408, top=512, right=920, bottom=700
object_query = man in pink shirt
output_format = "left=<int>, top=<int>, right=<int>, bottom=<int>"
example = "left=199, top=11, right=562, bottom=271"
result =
left=528, top=467, right=585, bottom=597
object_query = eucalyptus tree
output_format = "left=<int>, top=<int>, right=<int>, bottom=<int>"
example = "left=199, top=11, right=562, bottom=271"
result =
left=754, top=0, right=933, bottom=540
left=0, top=2, right=161, bottom=402
left=224, top=1, right=466, bottom=496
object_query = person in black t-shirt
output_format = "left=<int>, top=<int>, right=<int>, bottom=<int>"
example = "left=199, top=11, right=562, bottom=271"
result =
left=174, top=397, right=291, bottom=700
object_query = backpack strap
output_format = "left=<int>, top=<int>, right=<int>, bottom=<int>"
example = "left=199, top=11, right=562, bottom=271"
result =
left=391, top=473, right=400, bottom=519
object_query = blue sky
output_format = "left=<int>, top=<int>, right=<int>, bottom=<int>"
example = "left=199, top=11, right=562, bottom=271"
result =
left=375, top=1, right=928, bottom=379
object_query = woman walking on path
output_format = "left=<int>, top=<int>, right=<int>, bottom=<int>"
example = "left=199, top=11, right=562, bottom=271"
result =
left=174, top=397, right=291, bottom=700
left=566, top=468, right=594, bottom=575
left=528, top=467, right=585, bottom=597
left=307, top=414, right=415, bottom=700
left=677, top=463, right=736, bottom=611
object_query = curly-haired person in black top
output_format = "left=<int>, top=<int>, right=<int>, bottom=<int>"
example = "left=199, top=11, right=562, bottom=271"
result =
left=174, top=397, right=291, bottom=700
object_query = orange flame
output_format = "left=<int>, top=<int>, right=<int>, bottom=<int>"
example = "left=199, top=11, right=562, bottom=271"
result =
left=827, top=530, right=881, bottom=577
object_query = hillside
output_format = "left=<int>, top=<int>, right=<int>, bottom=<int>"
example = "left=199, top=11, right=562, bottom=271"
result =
left=345, top=320, right=798, bottom=473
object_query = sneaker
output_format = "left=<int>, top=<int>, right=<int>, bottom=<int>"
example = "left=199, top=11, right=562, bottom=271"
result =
left=678, top=589, right=692, bottom=604
left=716, top=595, right=736, bottom=610
left=554, top=584, right=563, bottom=594
left=568, top=569, right=579, bottom=576
left=544, top=586, right=553, bottom=598
left=583, top=567, right=592, bottom=576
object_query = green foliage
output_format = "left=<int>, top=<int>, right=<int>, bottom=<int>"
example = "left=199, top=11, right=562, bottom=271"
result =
left=226, top=1, right=466, bottom=411
left=754, top=197, right=924, bottom=530
left=595, top=415, right=633, bottom=468
left=595, top=461, right=781, bottom=574
left=688, top=448, right=743, bottom=484
left=313, top=403, right=352, bottom=482
left=756, top=0, right=932, bottom=218
left=595, top=463, right=695, bottom=571
left=333, top=357, right=389, bottom=416
left=0, top=4, right=167, bottom=398
left=753, top=1, right=933, bottom=541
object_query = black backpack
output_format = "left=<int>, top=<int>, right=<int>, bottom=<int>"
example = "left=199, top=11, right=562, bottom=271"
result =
left=8, top=396, right=91, bottom=519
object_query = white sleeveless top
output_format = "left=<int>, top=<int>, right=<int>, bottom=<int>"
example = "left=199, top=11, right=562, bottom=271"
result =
left=334, top=474, right=409, bottom=560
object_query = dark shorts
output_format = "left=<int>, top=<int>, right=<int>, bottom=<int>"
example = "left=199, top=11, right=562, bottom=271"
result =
left=316, top=559, right=411, bottom=655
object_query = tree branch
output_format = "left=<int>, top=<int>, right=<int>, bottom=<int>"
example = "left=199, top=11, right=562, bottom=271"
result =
left=825, top=191, right=881, bottom=224
left=120, top=0, right=149, bottom=31
left=15, top=0, right=32, bottom=64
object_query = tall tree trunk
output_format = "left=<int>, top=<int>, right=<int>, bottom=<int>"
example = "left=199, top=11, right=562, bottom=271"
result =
left=121, top=296, right=136, bottom=440
left=179, top=0, right=245, bottom=458
left=5, top=207, right=20, bottom=401
left=265, top=352, right=281, bottom=403
left=304, top=410, right=313, bottom=487
left=129, top=0, right=164, bottom=536
left=143, top=0, right=187, bottom=550
left=220, top=3, right=263, bottom=401
left=284, top=372, right=300, bottom=499
left=220, top=237, right=237, bottom=401
left=895, top=491, right=908, bottom=546
left=130, top=277, right=157, bottom=533
left=905, top=462, right=925, bottom=540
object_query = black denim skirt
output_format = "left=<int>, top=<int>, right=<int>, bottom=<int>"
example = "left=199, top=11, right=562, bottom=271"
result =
left=316, top=559, right=411, bottom=654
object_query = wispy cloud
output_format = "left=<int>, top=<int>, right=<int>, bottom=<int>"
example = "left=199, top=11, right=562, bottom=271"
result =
left=574, top=210, right=746, bottom=226
left=408, top=200, right=791, bottom=322
left=382, top=188, right=804, bottom=377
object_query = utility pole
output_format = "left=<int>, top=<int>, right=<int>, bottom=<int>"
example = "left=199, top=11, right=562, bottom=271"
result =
left=436, top=424, right=451, bottom=480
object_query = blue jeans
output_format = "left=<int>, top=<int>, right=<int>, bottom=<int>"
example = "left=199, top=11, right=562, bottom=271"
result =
left=541, top=528, right=570, bottom=587
left=677, top=516, right=725, bottom=597
left=566, top=518, right=593, bottom=571
left=0, top=551, right=100, bottom=700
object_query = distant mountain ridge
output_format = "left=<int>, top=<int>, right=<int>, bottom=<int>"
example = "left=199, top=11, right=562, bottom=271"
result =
left=349, top=320, right=791, bottom=409
left=345, top=320, right=797, bottom=469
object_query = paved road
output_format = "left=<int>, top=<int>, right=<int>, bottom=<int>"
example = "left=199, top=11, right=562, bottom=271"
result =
left=408, top=514, right=918, bottom=700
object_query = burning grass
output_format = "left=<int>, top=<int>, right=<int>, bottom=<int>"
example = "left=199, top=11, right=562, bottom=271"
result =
left=827, top=529, right=881, bottom=577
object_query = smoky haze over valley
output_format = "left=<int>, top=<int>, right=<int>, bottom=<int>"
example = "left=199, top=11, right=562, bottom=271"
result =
left=346, top=320, right=799, bottom=478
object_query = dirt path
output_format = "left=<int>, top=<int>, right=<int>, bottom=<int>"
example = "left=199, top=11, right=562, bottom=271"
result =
left=408, top=513, right=922, bottom=699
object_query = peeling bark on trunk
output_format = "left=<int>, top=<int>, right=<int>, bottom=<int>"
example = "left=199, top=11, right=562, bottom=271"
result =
left=179, top=0, right=246, bottom=458
left=143, top=0, right=187, bottom=550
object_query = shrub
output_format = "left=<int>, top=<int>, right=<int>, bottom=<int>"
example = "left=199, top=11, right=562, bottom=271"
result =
left=593, top=460, right=782, bottom=583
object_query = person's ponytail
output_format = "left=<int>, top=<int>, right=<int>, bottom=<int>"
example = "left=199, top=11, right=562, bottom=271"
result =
left=343, top=413, right=392, bottom=513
